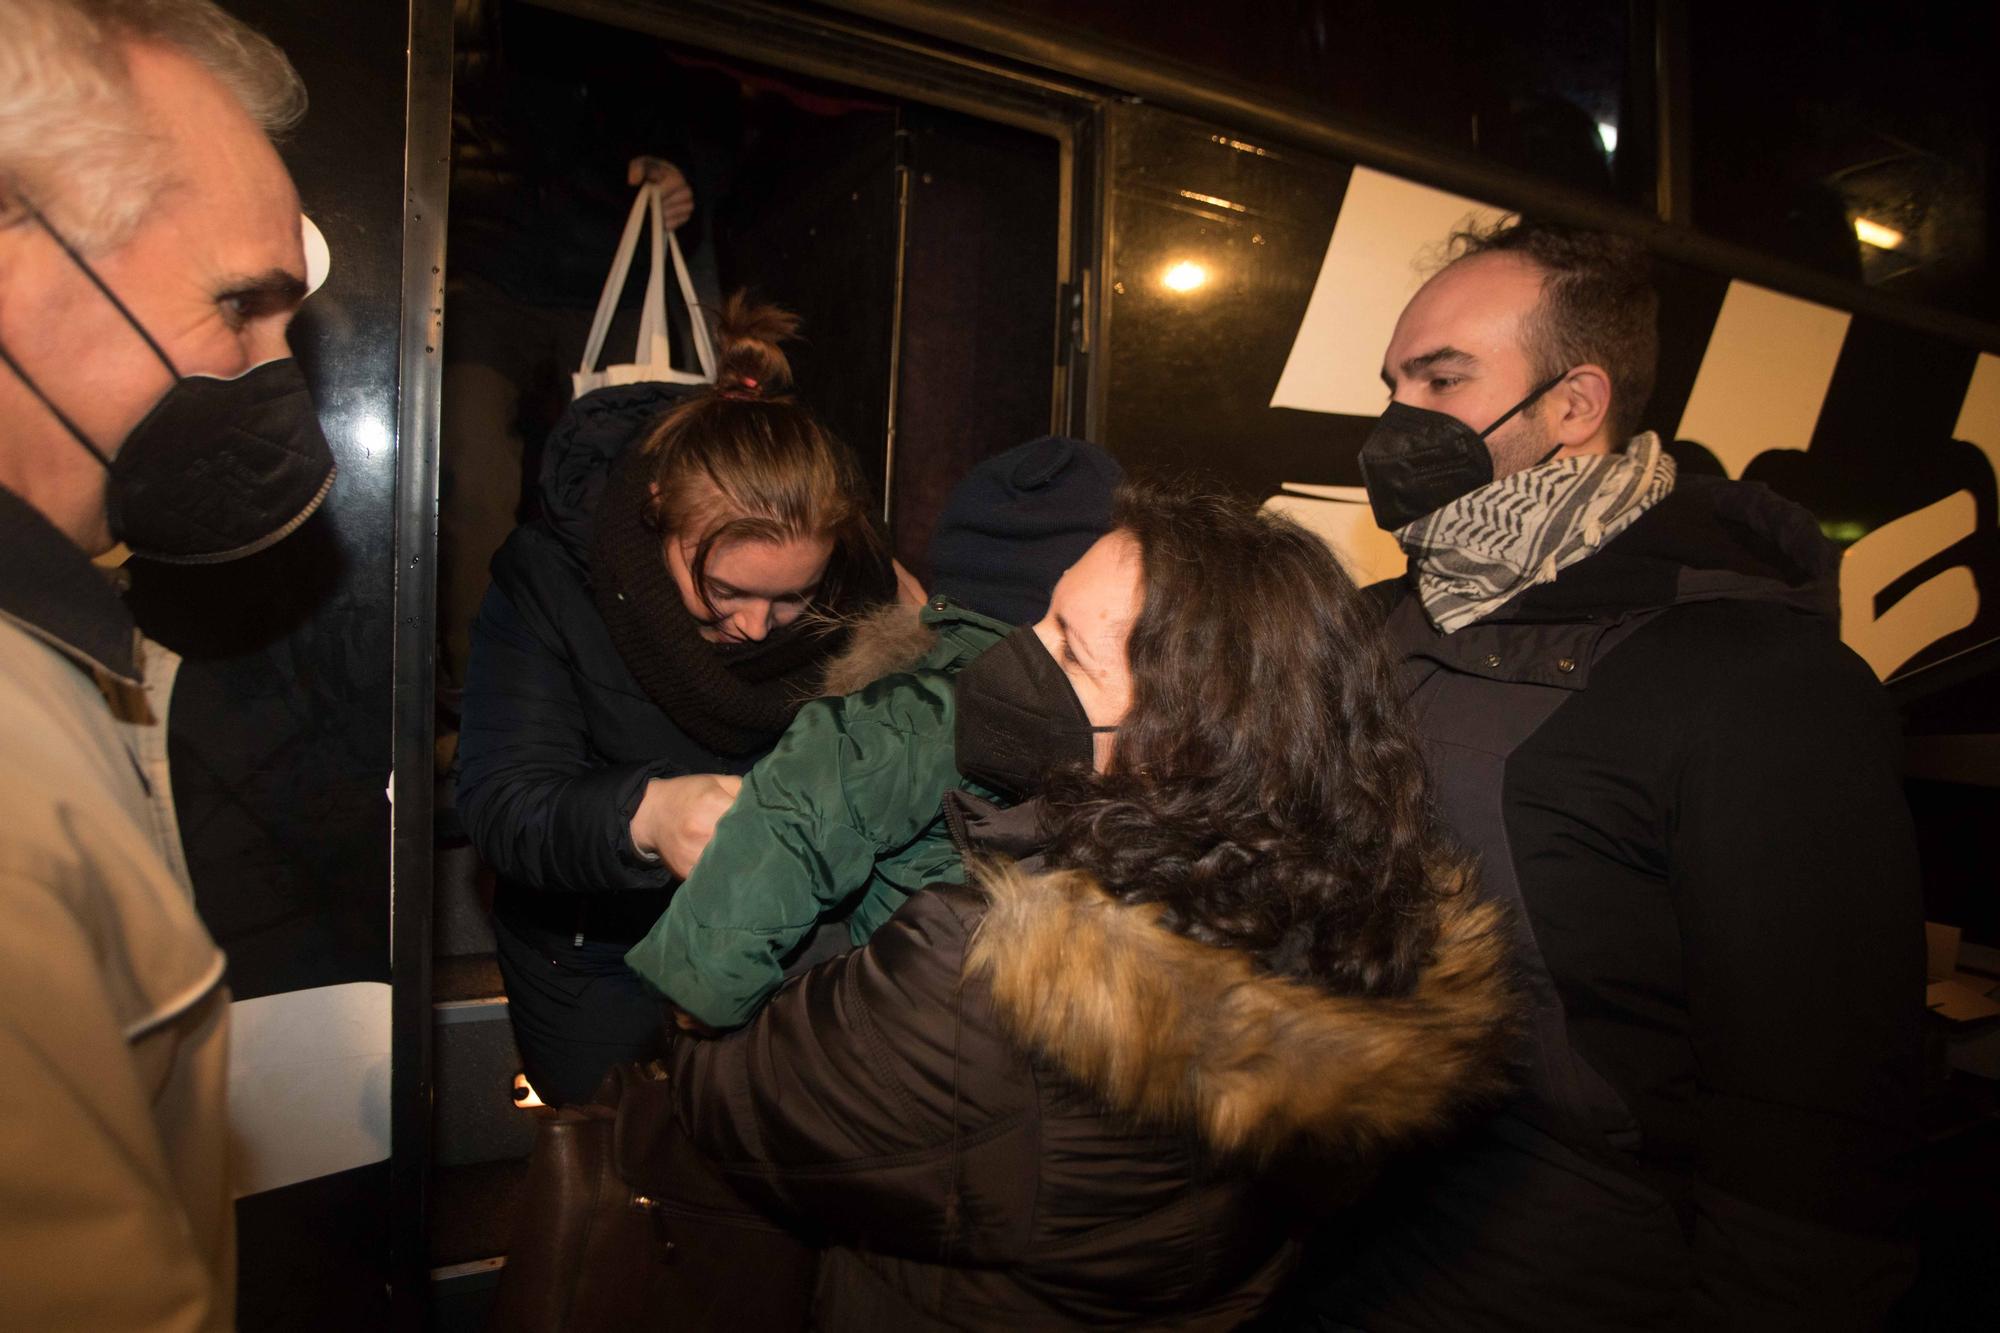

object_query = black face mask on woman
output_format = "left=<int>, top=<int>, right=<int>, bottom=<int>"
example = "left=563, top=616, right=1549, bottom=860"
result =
left=1356, top=370, right=1568, bottom=532
left=954, top=626, right=1117, bottom=801
left=0, top=200, right=335, bottom=563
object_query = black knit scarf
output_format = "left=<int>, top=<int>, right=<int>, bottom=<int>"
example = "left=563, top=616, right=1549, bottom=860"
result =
left=589, top=443, right=894, bottom=756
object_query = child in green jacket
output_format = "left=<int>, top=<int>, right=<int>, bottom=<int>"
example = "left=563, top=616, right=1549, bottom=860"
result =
left=624, top=437, right=1121, bottom=1029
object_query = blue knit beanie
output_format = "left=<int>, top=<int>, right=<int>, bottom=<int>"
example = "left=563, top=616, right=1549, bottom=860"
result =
left=927, top=436, right=1124, bottom=626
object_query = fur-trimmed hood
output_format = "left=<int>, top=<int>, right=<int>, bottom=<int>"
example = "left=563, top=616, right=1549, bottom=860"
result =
left=816, top=597, right=1012, bottom=698
left=817, top=601, right=942, bottom=697
left=965, top=859, right=1517, bottom=1161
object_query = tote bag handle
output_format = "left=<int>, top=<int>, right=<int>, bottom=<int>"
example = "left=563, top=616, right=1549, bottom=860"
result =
left=574, top=184, right=718, bottom=397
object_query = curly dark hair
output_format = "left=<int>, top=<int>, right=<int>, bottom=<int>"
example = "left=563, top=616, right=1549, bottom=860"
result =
left=1451, top=218, right=1659, bottom=443
left=1039, top=485, right=1468, bottom=999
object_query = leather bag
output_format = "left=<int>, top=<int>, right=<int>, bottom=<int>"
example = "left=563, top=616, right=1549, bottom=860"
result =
left=490, top=1062, right=817, bottom=1333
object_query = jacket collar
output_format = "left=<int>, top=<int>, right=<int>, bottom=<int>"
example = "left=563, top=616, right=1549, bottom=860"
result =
left=1493, top=475, right=1839, bottom=625
left=1382, top=590, right=1630, bottom=691
left=0, top=484, right=141, bottom=684
left=965, top=856, right=1515, bottom=1160
left=815, top=596, right=1013, bottom=698
left=1377, top=476, right=1842, bottom=690
left=943, top=789, right=1048, bottom=864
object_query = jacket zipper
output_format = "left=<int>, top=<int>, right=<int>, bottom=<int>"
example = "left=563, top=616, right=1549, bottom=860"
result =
left=941, top=790, right=975, bottom=859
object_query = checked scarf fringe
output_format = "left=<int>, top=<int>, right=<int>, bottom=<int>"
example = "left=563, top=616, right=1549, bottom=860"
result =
left=1400, top=432, right=1677, bottom=634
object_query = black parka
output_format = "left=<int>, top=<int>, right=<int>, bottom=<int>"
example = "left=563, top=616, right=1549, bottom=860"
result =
left=650, top=795, right=1517, bottom=1330
left=456, top=383, right=746, bottom=947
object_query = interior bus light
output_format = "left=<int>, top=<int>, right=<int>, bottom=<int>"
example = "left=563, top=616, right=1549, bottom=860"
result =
left=1162, top=260, right=1208, bottom=293
left=1854, top=217, right=1905, bottom=251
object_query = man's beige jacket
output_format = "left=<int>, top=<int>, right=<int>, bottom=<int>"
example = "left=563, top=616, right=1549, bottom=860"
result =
left=0, top=610, right=234, bottom=1331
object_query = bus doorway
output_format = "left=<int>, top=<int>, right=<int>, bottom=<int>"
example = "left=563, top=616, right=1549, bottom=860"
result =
left=435, top=0, right=1071, bottom=695
left=423, top=2, right=1084, bottom=1318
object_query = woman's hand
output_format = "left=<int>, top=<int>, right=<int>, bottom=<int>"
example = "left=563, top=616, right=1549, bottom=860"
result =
left=627, top=156, right=695, bottom=229
left=630, top=773, right=742, bottom=877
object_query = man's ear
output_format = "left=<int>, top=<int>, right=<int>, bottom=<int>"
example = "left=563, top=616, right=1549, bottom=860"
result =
left=1553, top=364, right=1614, bottom=448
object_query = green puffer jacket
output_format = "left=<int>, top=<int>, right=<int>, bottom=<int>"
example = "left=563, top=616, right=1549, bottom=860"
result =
left=624, top=596, right=1011, bottom=1028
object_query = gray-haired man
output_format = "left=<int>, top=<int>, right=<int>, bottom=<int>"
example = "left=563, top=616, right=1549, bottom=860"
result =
left=0, top=3, right=331, bottom=1325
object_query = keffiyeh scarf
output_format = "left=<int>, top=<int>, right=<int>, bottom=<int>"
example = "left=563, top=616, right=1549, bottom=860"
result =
left=1399, top=432, right=1677, bottom=634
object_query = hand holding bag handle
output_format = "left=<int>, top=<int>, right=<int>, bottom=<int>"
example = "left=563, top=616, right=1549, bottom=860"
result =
left=574, top=183, right=718, bottom=398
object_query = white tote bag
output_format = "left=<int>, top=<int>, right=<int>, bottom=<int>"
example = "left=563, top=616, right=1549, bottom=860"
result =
left=572, top=183, right=718, bottom=397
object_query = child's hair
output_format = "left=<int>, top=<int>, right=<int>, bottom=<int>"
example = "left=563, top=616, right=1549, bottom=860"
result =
left=640, top=292, right=882, bottom=611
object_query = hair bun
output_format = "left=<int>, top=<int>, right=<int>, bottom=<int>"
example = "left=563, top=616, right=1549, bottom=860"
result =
left=711, top=291, right=797, bottom=396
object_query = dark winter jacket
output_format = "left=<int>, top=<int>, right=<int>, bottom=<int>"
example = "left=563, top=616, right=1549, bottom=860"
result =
left=1305, top=476, right=1924, bottom=1331
left=455, top=383, right=753, bottom=947
left=653, top=794, right=1517, bottom=1330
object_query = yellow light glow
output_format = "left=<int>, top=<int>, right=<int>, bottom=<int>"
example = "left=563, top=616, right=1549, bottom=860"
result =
left=1177, top=189, right=1247, bottom=213
left=1209, top=135, right=1273, bottom=158
left=1162, top=261, right=1208, bottom=293
left=512, top=1072, right=545, bottom=1109
left=1854, top=217, right=1905, bottom=251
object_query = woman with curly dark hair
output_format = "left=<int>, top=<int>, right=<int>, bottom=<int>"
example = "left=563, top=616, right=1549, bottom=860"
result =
left=1032, top=486, right=1455, bottom=1002
left=620, top=485, right=1519, bottom=1329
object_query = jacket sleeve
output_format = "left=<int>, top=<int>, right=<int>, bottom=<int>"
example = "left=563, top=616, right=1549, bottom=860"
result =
left=1670, top=627, right=1923, bottom=1327
left=662, top=889, right=1035, bottom=1254
left=625, top=673, right=964, bottom=1028
left=0, top=871, right=223, bottom=1330
left=456, top=578, right=679, bottom=893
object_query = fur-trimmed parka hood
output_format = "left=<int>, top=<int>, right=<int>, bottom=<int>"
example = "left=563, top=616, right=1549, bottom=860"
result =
left=965, top=858, right=1517, bottom=1161
left=816, top=596, right=1013, bottom=698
